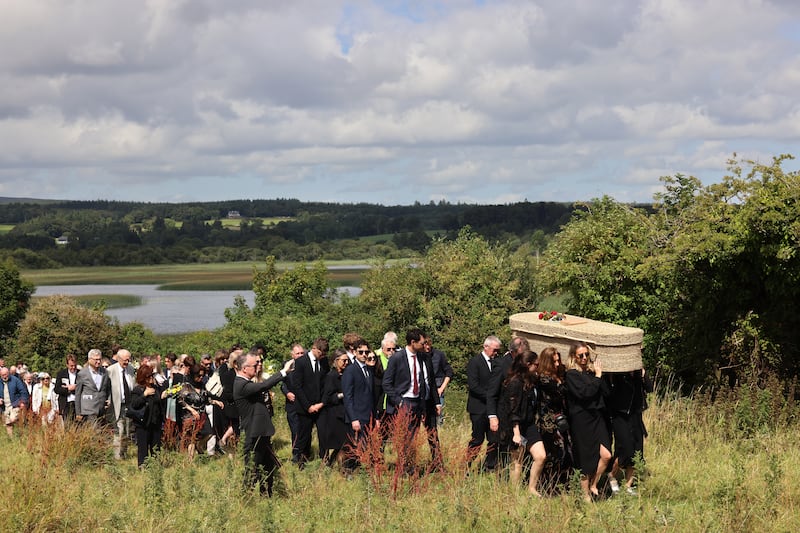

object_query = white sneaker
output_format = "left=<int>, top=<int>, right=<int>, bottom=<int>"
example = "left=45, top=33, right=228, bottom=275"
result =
left=608, top=477, right=620, bottom=494
left=626, top=486, right=638, bottom=496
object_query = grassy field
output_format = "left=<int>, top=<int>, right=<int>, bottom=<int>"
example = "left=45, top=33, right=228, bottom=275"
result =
left=3, top=380, right=798, bottom=532
left=21, top=261, right=368, bottom=290
left=216, top=216, right=293, bottom=229
left=0, top=223, right=14, bottom=234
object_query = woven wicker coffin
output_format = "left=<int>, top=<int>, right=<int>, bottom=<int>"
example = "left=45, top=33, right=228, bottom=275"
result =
left=509, top=312, right=643, bottom=372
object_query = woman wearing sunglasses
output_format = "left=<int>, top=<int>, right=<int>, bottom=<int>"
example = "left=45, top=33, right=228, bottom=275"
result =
left=565, top=342, right=611, bottom=502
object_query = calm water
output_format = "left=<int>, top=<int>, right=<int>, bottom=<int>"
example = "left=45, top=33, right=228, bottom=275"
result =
left=34, top=285, right=251, bottom=334
left=33, top=284, right=360, bottom=334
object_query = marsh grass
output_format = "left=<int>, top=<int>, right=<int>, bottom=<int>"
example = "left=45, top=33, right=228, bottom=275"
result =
left=4, top=380, right=800, bottom=532
left=69, top=294, right=143, bottom=309
left=22, top=261, right=368, bottom=289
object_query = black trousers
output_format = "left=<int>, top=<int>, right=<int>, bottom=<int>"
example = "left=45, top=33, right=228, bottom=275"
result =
left=61, top=402, right=76, bottom=424
left=135, top=424, right=162, bottom=467
left=398, top=400, right=443, bottom=470
left=294, top=413, right=323, bottom=463
left=468, top=413, right=498, bottom=470
left=243, top=435, right=280, bottom=496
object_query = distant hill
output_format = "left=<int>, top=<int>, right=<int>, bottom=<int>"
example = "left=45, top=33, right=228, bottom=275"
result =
left=0, top=197, right=63, bottom=205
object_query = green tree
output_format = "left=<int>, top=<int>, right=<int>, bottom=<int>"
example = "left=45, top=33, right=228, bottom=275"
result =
left=536, top=197, right=663, bottom=364
left=358, top=228, right=537, bottom=376
left=13, top=295, right=120, bottom=374
left=0, top=259, right=33, bottom=357
left=542, top=155, right=800, bottom=384
left=218, top=258, right=340, bottom=358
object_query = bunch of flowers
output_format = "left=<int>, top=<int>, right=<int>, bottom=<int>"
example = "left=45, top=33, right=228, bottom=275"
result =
left=538, top=310, right=565, bottom=321
left=164, top=383, right=184, bottom=398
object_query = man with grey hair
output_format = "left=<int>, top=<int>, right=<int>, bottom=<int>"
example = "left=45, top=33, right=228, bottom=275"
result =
left=487, top=336, right=531, bottom=432
left=234, top=350, right=293, bottom=496
left=0, top=366, right=29, bottom=436
left=466, top=335, right=503, bottom=472
left=75, top=349, right=111, bottom=425
left=107, top=348, right=135, bottom=458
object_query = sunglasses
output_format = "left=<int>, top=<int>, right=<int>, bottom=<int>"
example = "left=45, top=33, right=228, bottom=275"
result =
left=357, top=350, right=370, bottom=355
left=366, top=356, right=376, bottom=361
left=576, top=352, right=590, bottom=359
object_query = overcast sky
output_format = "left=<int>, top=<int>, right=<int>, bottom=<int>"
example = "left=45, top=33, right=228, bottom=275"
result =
left=1, top=0, right=798, bottom=205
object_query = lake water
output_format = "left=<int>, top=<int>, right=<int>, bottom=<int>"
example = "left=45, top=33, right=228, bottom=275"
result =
left=33, top=284, right=362, bottom=334
left=34, top=285, right=254, bottom=333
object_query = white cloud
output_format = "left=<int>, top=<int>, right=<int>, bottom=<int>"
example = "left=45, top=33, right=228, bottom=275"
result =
left=0, top=0, right=799, bottom=204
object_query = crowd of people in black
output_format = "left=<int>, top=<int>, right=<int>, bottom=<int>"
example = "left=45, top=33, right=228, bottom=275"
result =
left=0, top=329, right=651, bottom=500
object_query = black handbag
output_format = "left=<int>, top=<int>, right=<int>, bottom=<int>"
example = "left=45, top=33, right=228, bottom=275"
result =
left=126, top=404, right=147, bottom=424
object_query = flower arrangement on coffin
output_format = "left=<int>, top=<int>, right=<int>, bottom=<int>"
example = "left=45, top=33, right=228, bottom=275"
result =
left=538, top=310, right=565, bottom=322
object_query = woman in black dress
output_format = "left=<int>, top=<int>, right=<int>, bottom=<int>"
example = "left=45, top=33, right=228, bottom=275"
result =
left=565, top=342, right=611, bottom=501
left=129, top=364, right=165, bottom=468
left=498, top=350, right=547, bottom=496
left=535, top=346, right=573, bottom=493
left=320, top=349, right=350, bottom=467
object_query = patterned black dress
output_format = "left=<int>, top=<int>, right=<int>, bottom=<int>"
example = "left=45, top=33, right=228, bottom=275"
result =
left=536, top=375, right=573, bottom=491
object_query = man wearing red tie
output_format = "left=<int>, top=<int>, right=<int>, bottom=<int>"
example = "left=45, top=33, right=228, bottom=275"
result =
left=382, top=328, right=443, bottom=472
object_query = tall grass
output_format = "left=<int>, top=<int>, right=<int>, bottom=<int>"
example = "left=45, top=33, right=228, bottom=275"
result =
left=3, top=379, right=800, bottom=532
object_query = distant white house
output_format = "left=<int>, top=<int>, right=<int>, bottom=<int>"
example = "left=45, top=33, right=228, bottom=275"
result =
left=227, top=210, right=241, bottom=219
left=55, top=235, right=69, bottom=245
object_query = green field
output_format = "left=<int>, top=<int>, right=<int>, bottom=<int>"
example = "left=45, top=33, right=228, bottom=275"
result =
left=21, top=260, right=369, bottom=290
left=0, top=223, right=14, bottom=234
left=216, top=216, right=293, bottom=229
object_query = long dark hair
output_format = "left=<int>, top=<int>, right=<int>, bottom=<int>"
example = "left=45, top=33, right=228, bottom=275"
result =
left=503, top=350, right=537, bottom=389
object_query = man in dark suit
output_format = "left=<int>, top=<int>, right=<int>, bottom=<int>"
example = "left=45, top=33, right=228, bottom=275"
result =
left=233, top=350, right=293, bottom=496
left=342, top=340, right=379, bottom=471
left=382, top=328, right=443, bottom=471
left=466, top=335, right=502, bottom=472
left=54, top=354, right=79, bottom=424
left=291, top=337, right=330, bottom=467
left=423, top=339, right=454, bottom=427
left=486, top=336, right=530, bottom=431
left=280, top=343, right=305, bottom=463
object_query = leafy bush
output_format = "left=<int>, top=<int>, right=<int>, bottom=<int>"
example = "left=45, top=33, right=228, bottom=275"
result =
left=13, top=294, right=120, bottom=373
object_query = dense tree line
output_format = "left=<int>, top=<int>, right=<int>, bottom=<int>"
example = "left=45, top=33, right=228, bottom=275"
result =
left=0, top=199, right=575, bottom=267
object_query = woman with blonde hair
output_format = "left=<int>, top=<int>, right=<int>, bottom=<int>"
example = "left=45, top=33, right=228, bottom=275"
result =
left=565, top=342, right=611, bottom=501
left=32, top=373, right=58, bottom=426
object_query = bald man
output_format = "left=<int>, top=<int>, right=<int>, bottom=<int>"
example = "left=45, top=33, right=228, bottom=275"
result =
left=107, top=349, right=135, bottom=459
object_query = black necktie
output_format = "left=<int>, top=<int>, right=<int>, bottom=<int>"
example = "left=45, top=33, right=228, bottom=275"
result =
left=122, top=370, right=131, bottom=404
